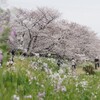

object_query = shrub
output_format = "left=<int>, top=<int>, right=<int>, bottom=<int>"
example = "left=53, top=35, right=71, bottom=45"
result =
left=82, top=62, right=95, bottom=75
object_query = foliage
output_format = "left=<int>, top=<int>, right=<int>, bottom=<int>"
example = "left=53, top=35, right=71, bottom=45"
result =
left=82, top=62, right=95, bottom=75
left=0, top=27, right=10, bottom=64
left=0, top=27, right=10, bottom=43
left=0, top=8, right=11, bottom=63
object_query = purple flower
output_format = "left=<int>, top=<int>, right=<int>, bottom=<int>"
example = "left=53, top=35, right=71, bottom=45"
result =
left=0, top=27, right=3, bottom=33
left=10, top=30, right=17, bottom=37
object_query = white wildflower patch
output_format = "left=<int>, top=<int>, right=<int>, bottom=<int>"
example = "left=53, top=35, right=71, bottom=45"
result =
left=30, top=62, right=38, bottom=70
left=80, top=81, right=88, bottom=88
left=58, top=68, right=65, bottom=75
left=47, top=58, right=56, bottom=63
left=6, top=60, right=14, bottom=67
left=6, top=66, right=17, bottom=72
left=43, top=63, right=48, bottom=68
left=50, top=72, right=60, bottom=80
left=76, top=80, right=88, bottom=89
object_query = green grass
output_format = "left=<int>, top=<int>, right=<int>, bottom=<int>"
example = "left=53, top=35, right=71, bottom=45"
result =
left=0, top=56, right=100, bottom=100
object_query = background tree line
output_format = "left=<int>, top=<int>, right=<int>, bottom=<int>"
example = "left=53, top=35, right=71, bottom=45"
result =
left=0, top=7, right=100, bottom=61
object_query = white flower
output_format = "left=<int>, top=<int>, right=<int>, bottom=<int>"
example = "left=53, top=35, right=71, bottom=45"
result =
left=92, top=93, right=94, bottom=96
left=6, top=61, right=14, bottom=66
left=0, top=63, right=2, bottom=67
left=61, top=86, right=66, bottom=92
left=31, top=62, right=38, bottom=70
left=24, top=95, right=32, bottom=99
left=41, top=84, right=44, bottom=88
left=43, top=63, right=48, bottom=68
left=38, top=59, right=42, bottom=63
left=58, top=68, right=64, bottom=74
left=34, top=53, right=39, bottom=57
left=38, top=92, right=45, bottom=98
left=36, top=82, right=39, bottom=85
left=80, top=81, right=88, bottom=88
left=38, top=98, right=44, bottom=100
left=33, top=76, right=37, bottom=80
left=58, top=78, right=63, bottom=86
left=13, top=95, right=20, bottom=100
left=63, top=75, right=67, bottom=79
left=48, top=69, right=52, bottom=75
left=44, top=68, right=49, bottom=73
left=48, top=53, right=51, bottom=56
left=94, top=95, right=97, bottom=98
left=11, top=66, right=17, bottom=72
left=47, top=58, right=56, bottom=63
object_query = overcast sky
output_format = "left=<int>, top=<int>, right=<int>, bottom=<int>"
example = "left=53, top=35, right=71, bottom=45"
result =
left=1, top=0, right=100, bottom=36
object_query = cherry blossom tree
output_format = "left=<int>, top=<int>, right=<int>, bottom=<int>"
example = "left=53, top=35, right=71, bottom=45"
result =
left=10, top=7, right=100, bottom=60
left=54, top=20, right=100, bottom=60
left=10, top=7, right=60, bottom=53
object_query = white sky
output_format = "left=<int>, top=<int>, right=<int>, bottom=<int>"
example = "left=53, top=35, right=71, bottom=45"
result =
left=2, top=0, right=100, bottom=36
